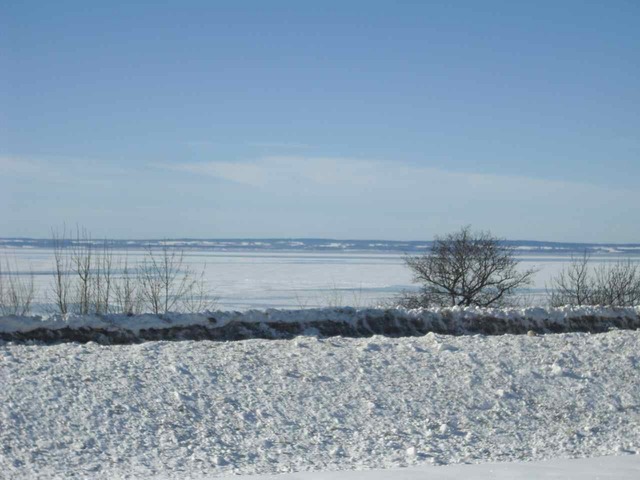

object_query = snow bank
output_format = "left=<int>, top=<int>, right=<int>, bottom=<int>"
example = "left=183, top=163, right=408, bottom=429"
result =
left=1, top=306, right=639, bottom=344
left=2, top=330, right=640, bottom=478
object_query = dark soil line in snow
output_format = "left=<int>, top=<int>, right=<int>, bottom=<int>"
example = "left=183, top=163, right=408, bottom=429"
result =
left=2, top=312, right=640, bottom=344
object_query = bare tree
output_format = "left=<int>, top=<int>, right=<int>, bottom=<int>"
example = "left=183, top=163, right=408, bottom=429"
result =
left=547, top=252, right=592, bottom=307
left=593, top=259, right=640, bottom=306
left=137, top=244, right=215, bottom=314
left=180, top=268, right=218, bottom=313
left=548, top=252, right=640, bottom=307
left=50, top=226, right=71, bottom=315
left=71, top=226, right=93, bottom=314
left=0, top=256, right=36, bottom=316
left=50, top=226, right=119, bottom=315
left=49, top=228, right=216, bottom=315
left=112, top=255, right=142, bottom=315
left=400, top=226, right=538, bottom=308
left=92, top=240, right=114, bottom=314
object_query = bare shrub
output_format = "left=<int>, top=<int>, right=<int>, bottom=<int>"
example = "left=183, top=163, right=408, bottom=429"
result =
left=92, top=240, right=114, bottom=314
left=112, top=256, right=142, bottom=315
left=64, top=227, right=117, bottom=314
left=393, top=289, right=425, bottom=309
left=180, top=268, right=218, bottom=313
left=49, top=226, right=127, bottom=315
left=71, top=226, right=93, bottom=314
left=137, top=243, right=216, bottom=314
left=400, top=226, right=538, bottom=308
left=314, top=282, right=370, bottom=309
left=294, top=291, right=311, bottom=309
left=50, top=226, right=72, bottom=315
left=0, top=256, right=36, bottom=315
left=548, top=252, right=640, bottom=307
left=319, top=282, right=346, bottom=308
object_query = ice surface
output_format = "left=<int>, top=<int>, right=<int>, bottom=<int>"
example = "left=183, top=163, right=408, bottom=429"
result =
left=1, top=246, right=638, bottom=312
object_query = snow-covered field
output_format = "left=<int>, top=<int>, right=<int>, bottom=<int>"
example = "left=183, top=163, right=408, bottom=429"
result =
left=2, top=328, right=639, bottom=478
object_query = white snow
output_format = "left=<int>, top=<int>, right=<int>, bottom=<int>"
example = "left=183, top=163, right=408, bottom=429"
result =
left=229, top=455, right=640, bottom=479
left=2, top=329, right=640, bottom=478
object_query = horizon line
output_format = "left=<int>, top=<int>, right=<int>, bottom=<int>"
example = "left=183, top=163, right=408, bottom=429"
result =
left=1, top=236, right=639, bottom=247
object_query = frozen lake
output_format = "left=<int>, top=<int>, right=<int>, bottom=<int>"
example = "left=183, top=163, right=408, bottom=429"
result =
left=2, top=242, right=639, bottom=312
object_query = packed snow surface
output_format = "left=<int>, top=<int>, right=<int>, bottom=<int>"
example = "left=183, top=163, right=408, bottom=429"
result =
left=231, top=455, right=640, bottom=480
left=2, top=330, right=640, bottom=478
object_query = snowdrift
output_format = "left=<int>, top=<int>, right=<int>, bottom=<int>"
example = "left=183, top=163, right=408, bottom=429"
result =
left=1, top=306, right=639, bottom=344
left=2, top=330, right=640, bottom=478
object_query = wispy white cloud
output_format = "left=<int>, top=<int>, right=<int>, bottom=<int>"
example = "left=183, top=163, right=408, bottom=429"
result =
left=0, top=156, right=43, bottom=175
left=185, top=140, right=218, bottom=148
left=185, top=141, right=312, bottom=150
left=160, top=155, right=639, bottom=242
left=247, top=142, right=312, bottom=149
left=0, top=155, right=77, bottom=184
left=169, top=160, right=271, bottom=186
left=3, top=154, right=637, bottom=241
left=166, top=156, right=381, bottom=187
left=165, top=155, right=624, bottom=193
left=0, top=155, right=136, bottom=184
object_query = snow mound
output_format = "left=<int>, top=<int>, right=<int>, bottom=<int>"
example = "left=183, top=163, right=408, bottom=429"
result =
left=1, top=306, right=639, bottom=344
left=2, top=330, right=639, bottom=478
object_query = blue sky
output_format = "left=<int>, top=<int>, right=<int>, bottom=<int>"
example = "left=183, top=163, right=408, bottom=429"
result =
left=1, top=1, right=638, bottom=242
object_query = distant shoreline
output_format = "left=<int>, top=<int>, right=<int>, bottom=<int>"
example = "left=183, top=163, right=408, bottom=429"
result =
left=2, top=237, right=639, bottom=255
